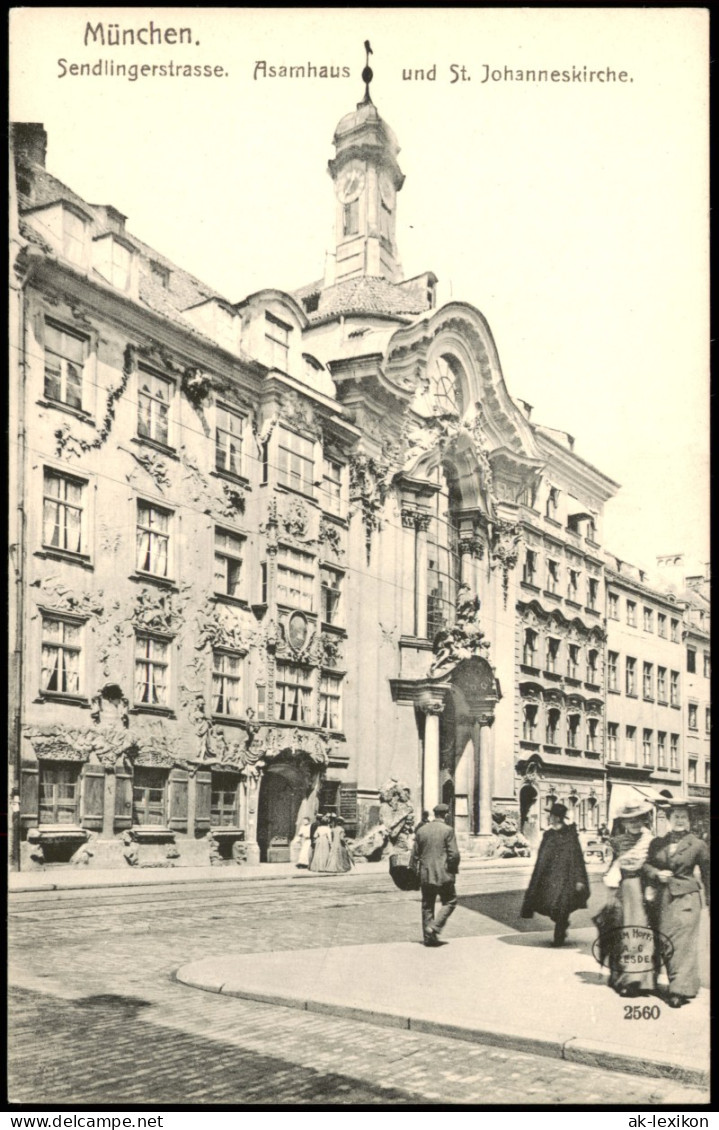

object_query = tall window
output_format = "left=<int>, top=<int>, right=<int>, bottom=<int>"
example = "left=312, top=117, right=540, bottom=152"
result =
left=657, top=732, right=667, bottom=767
left=567, top=569, right=580, bottom=601
left=686, top=647, right=696, bottom=673
left=703, top=652, right=711, bottom=678
left=321, top=458, right=342, bottom=515
left=426, top=510, right=459, bottom=639
left=546, top=560, right=559, bottom=594
left=215, top=406, right=243, bottom=476
left=277, top=546, right=315, bottom=611
left=587, top=578, right=599, bottom=610
left=687, top=759, right=697, bottom=785
left=523, top=628, right=537, bottom=667
left=522, top=549, right=537, bottom=585
left=545, top=486, right=559, bottom=519
left=706, top=707, right=711, bottom=733
left=643, top=607, right=654, bottom=632
left=320, top=674, right=343, bottom=731
left=523, top=704, right=538, bottom=741
left=265, top=313, right=290, bottom=370
left=132, top=767, right=167, bottom=825
left=670, top=670, right=680, bottom=706
left=607, top=723, right=618, bottom=760
left=625, top=656, right=637, bottom=696
left=320, top=566, right=342, bottom=625
left=670, top=734, right=679, bottom=770
left=546, top=638, right=560, bottom=673
left=211, top=772, right=238, bottom=826
left=277, top=428, right=314, bottom=495
left=567, top=714, right=581, bottom=749
left=657, top=666, right=667, bottom=701
left=275, top=662, right=313, bottom=723
left=214, top=529, right=244, bottom=598
left=137, top=369, right=172, bottom=445
left=44, top=322, right=86, bottom=409
left=39, top=762, right=80, bottom=824
left=608, top=593, right=619, bottom=620
left=62, top=209, right=86, bottom=264
left=587, top=717, right=599, bottom=752
left=670, top=618, right=680, bottom=643
left=643, top=729, right=653, bottom=766
left=380, top=199, right=392, bottom=240
left=567, top=644, right=580, bottom=679
left=625, top=725, right=637, bottom=763
left=41, top=615, right=82, bottom=696
left=688, top=703, right=698, bottom=730
left=643, top=662, right=654, bottom=700
left=626, top=601, right=637, bottom=627
left=657, top=613, right=667, bottom=638
left=546, top=708, right=560, bottom=745
left=104, top=238, right=131, bottom=289
left=43, top=469, right=86, bottom=554
left=134, top=635, right=169, bottom=706
left=212, top=650, right=242, bottom=717
left=607, top=651, right=619, bottom=691
left=136, top=502, right=171, bottom=577
left=343, top=200, right=359, bottom=236
left=587, top=649, right=598, bottom=683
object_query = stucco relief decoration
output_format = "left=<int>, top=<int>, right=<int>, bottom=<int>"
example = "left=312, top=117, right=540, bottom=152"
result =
left=348, top=451, right=394, bottom=564
left=280, top=391, right=321, bottom=439
left=195, top=599, right=254, bottom=654
left=181, top=367, right=212, bottom=409
left=90, top=683, right=129, bottom=728
left=279, top=498, right=312, bottom=541
left=31, top=578, right=105, bottom=620
left=131, top=587, right=187, bottom=635
left=428, top=586, right=491, bottom=678
left=259, top=726, right=331, bottom=768
left=490, top=520, right=523, bottom=608
left=318, top=632, right=342, bottom=669
left=218, top=482, right=246, bottom=518
left=120, top=446, right=171, bottom=493
left=318, top=518, right=344, bottom=559
left=179, top=449, right=245, bottom=518
left=55, top=344, right=135, bottom=459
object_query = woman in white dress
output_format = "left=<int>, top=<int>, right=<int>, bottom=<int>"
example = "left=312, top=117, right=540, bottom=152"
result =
left=294, top=817, right=313, bottom=869
left=309, top=815, right=332, bottom=872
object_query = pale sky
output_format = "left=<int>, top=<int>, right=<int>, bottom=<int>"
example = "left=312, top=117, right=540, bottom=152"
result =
left=10, top=8, right=710, bottom=576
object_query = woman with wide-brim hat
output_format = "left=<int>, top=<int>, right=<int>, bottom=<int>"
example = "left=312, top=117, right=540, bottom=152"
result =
left=593, top=798, right=656, bottom=997
left=643, top=799, right=710, bottom=1008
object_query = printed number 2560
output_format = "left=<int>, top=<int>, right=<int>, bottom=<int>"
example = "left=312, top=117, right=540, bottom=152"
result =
left=624, top=1005, right=661, bottom=1019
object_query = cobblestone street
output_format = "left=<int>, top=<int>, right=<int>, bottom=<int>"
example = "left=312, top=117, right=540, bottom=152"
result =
left=8, top=870, right=708, bottom=1106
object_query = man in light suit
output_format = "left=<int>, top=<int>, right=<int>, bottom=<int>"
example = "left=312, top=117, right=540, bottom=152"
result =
left=409, top=803, right=460, bottom=946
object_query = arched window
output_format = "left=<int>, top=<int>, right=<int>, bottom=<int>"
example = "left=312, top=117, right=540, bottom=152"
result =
left=428, top=355, right=465, bottom=418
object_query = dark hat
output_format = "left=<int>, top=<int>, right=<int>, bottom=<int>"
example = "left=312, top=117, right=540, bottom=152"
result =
left=433, top=803, right=450, bottom=816
left=549, top=802, right=568, bottom=819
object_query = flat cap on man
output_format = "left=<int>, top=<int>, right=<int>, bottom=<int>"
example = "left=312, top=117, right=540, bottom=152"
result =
left=433, top=803, right=450, bottom=816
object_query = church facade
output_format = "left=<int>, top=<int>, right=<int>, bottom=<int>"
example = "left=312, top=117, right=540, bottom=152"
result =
left=8, top=87, right=694, bottom=871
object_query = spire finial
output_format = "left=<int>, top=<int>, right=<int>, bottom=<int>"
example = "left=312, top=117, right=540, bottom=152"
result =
left=361, top=40, right=373, bottom=104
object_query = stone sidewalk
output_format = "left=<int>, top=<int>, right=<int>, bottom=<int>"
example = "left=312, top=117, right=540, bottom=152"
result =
left=176, top=925, right=710, bottom=1087
left=8, top=854, right=540, bottom=893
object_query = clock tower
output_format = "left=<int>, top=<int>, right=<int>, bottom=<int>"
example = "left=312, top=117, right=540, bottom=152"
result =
left=326, top=56, right=405, bottom=286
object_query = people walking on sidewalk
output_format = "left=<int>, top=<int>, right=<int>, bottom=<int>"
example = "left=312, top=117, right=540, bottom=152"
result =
left=326, top=816, right=353, bottom=873
left=309, top=815, right=332, bottom=872
left=409, top=803, right=460, bottom=947
left=592, top=800, right=656, bottom=997
left=643, top=800, right=710, bottom=1008
left=521, top=802, right=589, bottom=946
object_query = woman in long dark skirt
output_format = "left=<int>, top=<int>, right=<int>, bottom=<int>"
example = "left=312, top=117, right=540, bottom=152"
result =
left=521, top=802, right=590, bottom=945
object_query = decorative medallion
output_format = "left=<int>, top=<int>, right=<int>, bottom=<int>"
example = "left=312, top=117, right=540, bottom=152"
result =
left=286, top=610, right=310, bottom=654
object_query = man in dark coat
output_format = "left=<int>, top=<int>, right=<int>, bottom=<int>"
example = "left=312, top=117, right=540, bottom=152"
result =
left=409, top=803, right=460, bottom=946
left=521, top=802, right=589, bottom=945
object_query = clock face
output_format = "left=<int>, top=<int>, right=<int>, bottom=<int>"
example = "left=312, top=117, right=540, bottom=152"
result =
left=379, top=169, right=395, bottom=207
left=337, top=162, right=365, bottom=203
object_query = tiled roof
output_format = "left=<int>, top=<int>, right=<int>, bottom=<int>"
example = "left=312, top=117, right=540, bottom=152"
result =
left=305, top=276, right=427, bottom=322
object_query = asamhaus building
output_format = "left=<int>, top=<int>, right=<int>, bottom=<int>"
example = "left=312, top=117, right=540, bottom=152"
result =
left=7, top=85, right=705, bottom=872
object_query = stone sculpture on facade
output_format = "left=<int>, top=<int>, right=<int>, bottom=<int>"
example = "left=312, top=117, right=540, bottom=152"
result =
left=350, top=777, right=415, bottom=859
left=428, top=586, right=491, bottom=678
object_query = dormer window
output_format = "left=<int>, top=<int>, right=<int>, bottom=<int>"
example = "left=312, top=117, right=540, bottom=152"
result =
left=62, top=208, right=87, bottom=265
left=150, top=261, right=170, bottom=288
left=265, top=313, right=291, bottom=371
left=94, top=233, right=133, bottom=290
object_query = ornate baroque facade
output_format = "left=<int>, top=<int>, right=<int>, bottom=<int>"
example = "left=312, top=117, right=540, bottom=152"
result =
left=8, top=88, right=706, bottom=870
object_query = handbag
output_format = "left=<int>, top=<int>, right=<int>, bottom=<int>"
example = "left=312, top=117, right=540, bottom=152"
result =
left=389, top=850, right=421, bottom=891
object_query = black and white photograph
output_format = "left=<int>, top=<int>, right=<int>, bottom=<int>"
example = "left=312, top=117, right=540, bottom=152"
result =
left=8, top=7, right=710, bottom=1113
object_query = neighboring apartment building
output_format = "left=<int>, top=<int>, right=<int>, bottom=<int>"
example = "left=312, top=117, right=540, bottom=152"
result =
left=8, top=88, right=706, bottom=872
left=604, top=556, right=688, bottom=826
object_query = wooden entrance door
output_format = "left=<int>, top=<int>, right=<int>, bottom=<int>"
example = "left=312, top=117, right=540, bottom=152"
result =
left=257, top=767, right=304, bottom=862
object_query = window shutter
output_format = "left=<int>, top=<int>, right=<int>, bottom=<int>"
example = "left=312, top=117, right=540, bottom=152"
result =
left=80, top=765, right=105, bottom=831
left=194, top=770, right=212, bottom=832
left=168, top=768, right=189, bottom=832
left=114, top=769, right=133, bottom=830
left=20, top=762, right=39, bottom=827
